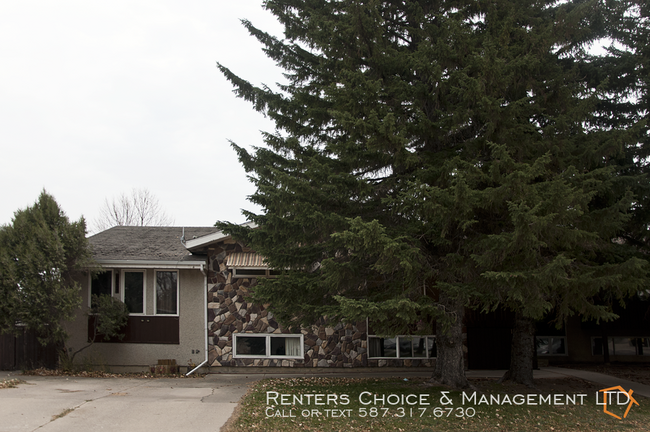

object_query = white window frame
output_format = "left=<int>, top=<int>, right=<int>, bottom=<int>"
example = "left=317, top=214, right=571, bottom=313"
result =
left=121, top=269, right=146, bottom=316
left=233, top=333, right=304, bottom=359
left=154, top=270, right=179, bottom=316
left=88, top=270, right=114, bottom=307
left=536, top=336, right=568, bottom=356
left=232, top=268, right=280, bottom=278
left=367, top=335, right=436, bottom=359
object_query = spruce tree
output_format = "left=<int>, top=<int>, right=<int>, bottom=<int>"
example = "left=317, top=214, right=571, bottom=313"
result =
left=0, top=192, right=94, bottom=348
left=586, top=0, right=650, bottom=248
left=218, top=0, right=648, bottom=387
left=573, top=0, right=650, bottom=365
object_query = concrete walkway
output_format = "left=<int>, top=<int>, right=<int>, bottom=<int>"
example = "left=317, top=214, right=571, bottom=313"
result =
left=208, top=366, right=650, bottom=398
left=208, top=366, right=650, bottom=400
left=542, top=366, right=650, bottom=398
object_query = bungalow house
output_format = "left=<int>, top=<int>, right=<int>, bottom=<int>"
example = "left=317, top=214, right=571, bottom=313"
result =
left=68, top=225, right=434, bottom=373
left=65, top=226, right=212, bottom=373
left=63, top=225, right=650, bottom=373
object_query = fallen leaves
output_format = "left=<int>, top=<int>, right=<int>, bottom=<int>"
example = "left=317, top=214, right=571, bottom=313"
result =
left=21, top=367, right=205, bottom=379
left=0, top=378, right=25, bottom=389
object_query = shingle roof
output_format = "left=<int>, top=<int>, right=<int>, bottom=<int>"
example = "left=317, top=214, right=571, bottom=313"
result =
left=88, top=226, right=220, bottom=262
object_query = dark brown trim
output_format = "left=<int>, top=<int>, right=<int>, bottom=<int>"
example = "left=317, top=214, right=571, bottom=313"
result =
left=88, top=316, right=179, bottom=344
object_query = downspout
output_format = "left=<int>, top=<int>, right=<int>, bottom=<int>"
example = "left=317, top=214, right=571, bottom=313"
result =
left=186, top=262, right=208, bottom=376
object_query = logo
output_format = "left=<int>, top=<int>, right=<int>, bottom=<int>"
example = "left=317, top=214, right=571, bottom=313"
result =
left=596, top=386, right=639, bottom=419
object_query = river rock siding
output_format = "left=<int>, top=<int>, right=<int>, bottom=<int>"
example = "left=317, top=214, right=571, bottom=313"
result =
left=206, top=241, right=434, bottom=368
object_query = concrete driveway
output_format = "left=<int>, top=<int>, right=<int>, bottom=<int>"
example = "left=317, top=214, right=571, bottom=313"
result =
left=0, top=372, right=257, bottom=432
left=0, top=369, right=437, bottom=432
left=5, top=367, right=647, bottom=432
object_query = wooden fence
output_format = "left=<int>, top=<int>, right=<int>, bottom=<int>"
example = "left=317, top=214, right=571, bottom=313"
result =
left=0, top=327, right=58, bottom=370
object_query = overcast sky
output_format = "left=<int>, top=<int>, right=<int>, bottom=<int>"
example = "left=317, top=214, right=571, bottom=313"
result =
left=1, top=1, right=286, bottom=233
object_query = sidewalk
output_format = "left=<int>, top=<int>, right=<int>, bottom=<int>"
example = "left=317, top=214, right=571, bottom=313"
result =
left=204, top=366, right=650, bottom=398
left=542, top=366, right=650, bottom=398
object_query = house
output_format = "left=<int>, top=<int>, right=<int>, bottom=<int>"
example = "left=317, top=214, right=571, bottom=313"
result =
left=65, top=226, right=213, bottom=373
left=64, top=225, right=649, bottom=373
left=184, top=226, right=435, bottom=370
left=66, top=225, right=436, bottom=373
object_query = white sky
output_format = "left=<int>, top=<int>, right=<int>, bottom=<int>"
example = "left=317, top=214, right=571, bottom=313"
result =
left=0, top=1, right=286, bottom=233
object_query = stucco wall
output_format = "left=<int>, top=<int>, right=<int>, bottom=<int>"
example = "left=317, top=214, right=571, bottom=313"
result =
left=206, top=241, right=434, bottom=368
left=65, top=268, right=205, bottom=370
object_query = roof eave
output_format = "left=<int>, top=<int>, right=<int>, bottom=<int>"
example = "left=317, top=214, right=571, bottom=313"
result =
left=93, top=259, right=207, bottom=270
left=184, top=221, right=258, bottom=251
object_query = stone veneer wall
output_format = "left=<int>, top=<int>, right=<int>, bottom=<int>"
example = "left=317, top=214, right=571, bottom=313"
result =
left=206, top=241, right=435, bottom=368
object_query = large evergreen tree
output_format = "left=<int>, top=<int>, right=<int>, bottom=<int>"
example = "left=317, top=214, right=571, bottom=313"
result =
left=0, top=191, right=93, bottom=348
left=572, top=0, right=650, bottom=365
left=218, top=0, right=648, bottom=387
left=586, top=0, right=650, bottom=249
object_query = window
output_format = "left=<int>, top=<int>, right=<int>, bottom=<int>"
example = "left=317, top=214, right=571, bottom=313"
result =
left=232, top=268, right=281, bottom=278
left=89, top=271, right=113, bottom=306
left=227, top=252, right=280, bottom=278
left=122, top=270, right=145, bottom=315
left=155, top=271, right=178, bottom=315
left=233, top=334, right=303, bottom=358
left=536, top=336, right=567, bottom=355
left=368, top=336, right=436, bottom=359
left=592, top=337, right=650, bottom=356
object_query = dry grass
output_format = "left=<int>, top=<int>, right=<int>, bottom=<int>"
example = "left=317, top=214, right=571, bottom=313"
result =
left=221, top=376, right=650, bottom=432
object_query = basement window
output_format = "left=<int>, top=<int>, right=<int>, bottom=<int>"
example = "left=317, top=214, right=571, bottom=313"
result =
left=232, top=268, right=281, bottom=278
left=592, top=337, right=650, bottom=355
left=368, top=336, right=436, bottom=359
left=536, top=336, right=567, bottom=356
left=233, top=334, right=304, bottom=359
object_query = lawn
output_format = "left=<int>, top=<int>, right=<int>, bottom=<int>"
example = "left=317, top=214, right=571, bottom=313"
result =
left=222, top=376, right=650, bottom=432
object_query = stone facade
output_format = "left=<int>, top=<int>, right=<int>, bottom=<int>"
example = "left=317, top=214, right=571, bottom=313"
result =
left=206, top=240, right=435, bottom=368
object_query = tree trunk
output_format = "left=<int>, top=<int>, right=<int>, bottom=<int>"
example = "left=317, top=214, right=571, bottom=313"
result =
left=432, top=293, right=468, bottom=388
left=500, top=312, right=535, bottom=387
